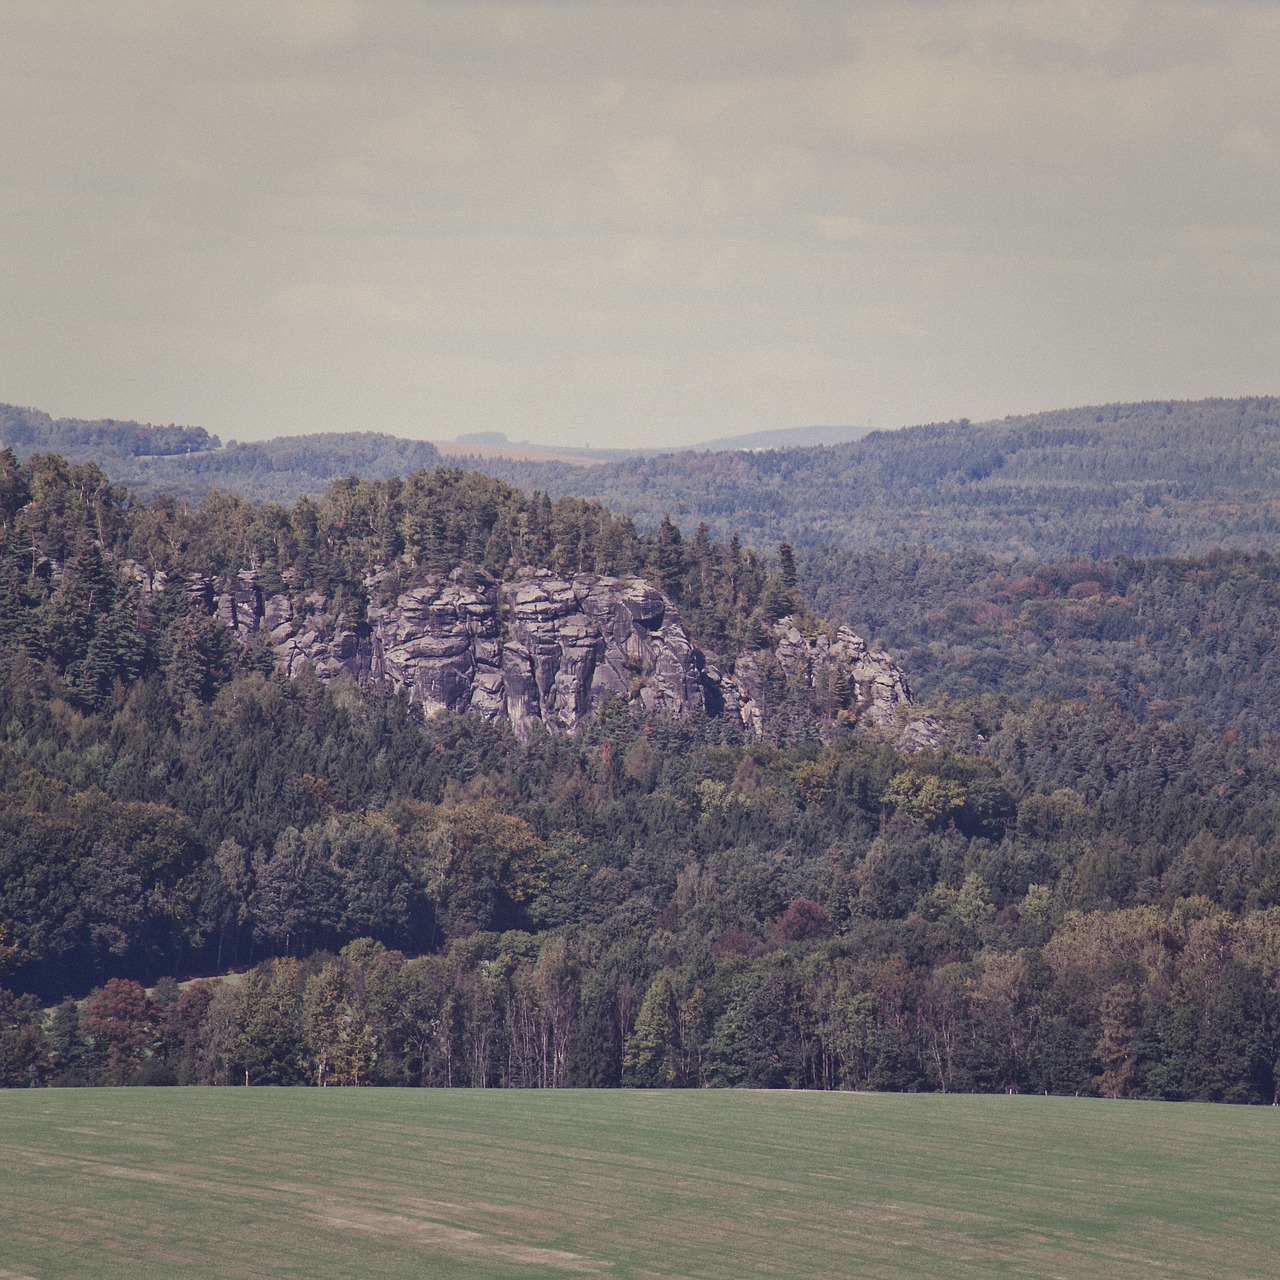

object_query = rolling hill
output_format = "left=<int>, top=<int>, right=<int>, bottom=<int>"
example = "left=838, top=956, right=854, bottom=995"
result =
left=11, top=397, right=1280, bottom=559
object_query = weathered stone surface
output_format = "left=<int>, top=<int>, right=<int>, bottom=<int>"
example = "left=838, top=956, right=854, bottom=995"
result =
left=183, top=573, right=214, bottom=613
left=369, top=574, right=499, bottom=717
left=120, top=559, right=167, bottom=594
left=215, top=569, right=263, bottom=642
left=195, top=568, right=930, bottom=745
left=720, top=616, right=938, bottom=746
left=497, top=570, right=704, bottom=733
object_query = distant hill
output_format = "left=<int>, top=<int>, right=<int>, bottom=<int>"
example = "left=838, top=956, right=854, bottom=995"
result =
left=433, top=439, right=619, bottom=467
left=8, top=396, right=1280, bottom=558
left=468, top=397, right=1280, bottom=559
left=0, top=405, right=439, bottom=502
left=435, top=422, right=875, bottom=460
left=120, top=432, right=443, bottom=502
left=0, top=403, right=219, bottom=460
left=682, top=423, right=875, bottom=451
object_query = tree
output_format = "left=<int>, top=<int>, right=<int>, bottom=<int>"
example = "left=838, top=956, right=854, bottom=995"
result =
left=416, top=805, right=545, bottom=938
left=1095, top=982, right=1142, bottom=1099
left=305, top=959, right=376, bottom=1087
left=46, top=997, right=94, bottom=1085
left=252, top=827, right=343, bottom=955
left=624, top=971, right=680, bottom=1086
left=235, top=960, right=310, bottom=1085
left=768, top=900, right=834, bottom=948
left=777, top=543, right=798, bottom=591
left=82, top=979, right=159, bottom=1085
left=652, top=517, right=685, bottom=599
left=533, top=935, right=579, bottom=1088
left=0, top=986, right=46, bottom=1087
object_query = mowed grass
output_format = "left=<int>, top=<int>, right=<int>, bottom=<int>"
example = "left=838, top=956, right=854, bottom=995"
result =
left=1, top=1089, right=1277, bottom=1280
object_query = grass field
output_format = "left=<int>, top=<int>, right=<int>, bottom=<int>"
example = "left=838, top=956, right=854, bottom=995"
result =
left=1, top=1089, right=1277, bottom=1280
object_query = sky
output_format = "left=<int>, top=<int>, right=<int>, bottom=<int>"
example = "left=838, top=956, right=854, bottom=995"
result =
left=2, top=2, right=1278, bottom=449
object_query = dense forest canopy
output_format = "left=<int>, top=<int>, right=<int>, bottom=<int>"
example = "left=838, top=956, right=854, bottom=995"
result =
left=0, top=404, right=220, bottom=459
left=3, top=432, right=1280, bottom=1103
left=802, top=544, right=1280, bottom=740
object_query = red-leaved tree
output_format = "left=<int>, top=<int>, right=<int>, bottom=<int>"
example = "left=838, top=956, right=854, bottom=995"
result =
left=82, top=978, right=159, bottom=1084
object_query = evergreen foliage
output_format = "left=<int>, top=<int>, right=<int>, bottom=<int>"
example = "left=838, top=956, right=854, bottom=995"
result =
left=3, top=446, right=1280, bottom=1101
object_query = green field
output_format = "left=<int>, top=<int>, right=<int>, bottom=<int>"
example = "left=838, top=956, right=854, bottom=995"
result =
left=1, top=1089, right=1277, bottom=1280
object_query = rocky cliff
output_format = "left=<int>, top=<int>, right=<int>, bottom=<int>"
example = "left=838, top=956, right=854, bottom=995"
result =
left=176, top=564, right=932, bottom=743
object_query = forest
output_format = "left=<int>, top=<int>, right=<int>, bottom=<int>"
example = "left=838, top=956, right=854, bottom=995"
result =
left=0, top=404, right=440, bottom=504
left=2, top=445, right=1280, bottom=1101
left=465, top=397, right=1280, bottom=560
left=802, top=544, right=1280, bottom=739
left=11, top=397, right=1280, bottom=559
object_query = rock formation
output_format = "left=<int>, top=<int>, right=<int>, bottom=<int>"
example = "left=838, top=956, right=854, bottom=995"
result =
left=178, top=564, right=933, bottom=744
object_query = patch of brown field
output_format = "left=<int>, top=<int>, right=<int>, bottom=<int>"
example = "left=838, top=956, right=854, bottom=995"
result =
left=0, top=1269, right=43, bottom=1280
left=318, top=1203, right=611, bottom=1272
left=269, top=1180, right=555, bottom=1230
left=23, top=1153, right=238, bottom=1202
left=39, top=1157, right=612, bottom=1272
left=98, top=1164, right=169, bottom=1183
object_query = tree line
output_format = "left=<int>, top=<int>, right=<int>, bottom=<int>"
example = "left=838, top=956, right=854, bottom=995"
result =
left=6, top=903, right=1277, bottom=1103
left=13, top=397, right=1280, bottom=558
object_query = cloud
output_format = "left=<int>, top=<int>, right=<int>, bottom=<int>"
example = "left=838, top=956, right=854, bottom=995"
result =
left=811, top=215, right=912, bottom=244
left=1, top=1, right=1278, bottom=445
left=1221, top=127, right=1275, bottom=165
left=810, top=10, right=1189, bottom=153
left=272, top=279, right=441, bottom=330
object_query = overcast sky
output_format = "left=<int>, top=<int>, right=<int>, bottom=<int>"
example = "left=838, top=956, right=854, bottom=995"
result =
left=2, top=2, right=1278, bottom=448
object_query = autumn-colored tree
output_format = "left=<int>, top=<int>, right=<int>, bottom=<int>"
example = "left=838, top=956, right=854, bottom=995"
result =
left=1095, top=982, right=1143, bottom=1098
left=82, top=978, right=159, bottom=1085
left=768, top=899, right=834, bottom=948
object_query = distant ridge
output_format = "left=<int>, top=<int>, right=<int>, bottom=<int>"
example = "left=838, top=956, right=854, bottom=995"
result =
left=10, top=396, right=1280, bottom=558
left=681, top=423, right=875, bottom=451
left=0, top=404, right=439, bottom=502
left=451, top=396, right=1280, bottom=559
left=433, top=422, right=877, bottom=462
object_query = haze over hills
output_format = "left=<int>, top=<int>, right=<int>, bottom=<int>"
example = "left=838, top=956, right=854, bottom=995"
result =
left=0, top=404, right=869, bottom=498
left=0, top=404, right=441, bottom=503
left=435, top=422, right=876, bottom=459
left=4, top=396, right=1280, bottom=558
left=680, top=423, right=876, bottom=451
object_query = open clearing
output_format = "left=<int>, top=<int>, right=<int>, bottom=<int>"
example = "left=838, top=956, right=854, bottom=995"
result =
left=1, top=1089, right=1277, bottom=1279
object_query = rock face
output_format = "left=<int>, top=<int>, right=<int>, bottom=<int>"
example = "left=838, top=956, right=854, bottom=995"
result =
left=753, top=617, right=915, bottom=731
left=181, top=565, right=931, bottom=743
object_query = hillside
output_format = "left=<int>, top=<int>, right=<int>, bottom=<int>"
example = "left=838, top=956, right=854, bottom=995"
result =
left=4, top=448, right=1280, bottom=1104
left=802, top=544, right=1280, bottom=740
left=0, top=404, right=441, bottom=503
left=470, top=397, right=1280, bottom=559
left=11, top=397, right=1280, bottom=558
left=676, top=422, right=875, bottom=451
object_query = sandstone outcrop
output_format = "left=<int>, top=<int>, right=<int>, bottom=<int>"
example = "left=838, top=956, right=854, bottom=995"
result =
left=174, top=565, right=933, bottom=744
